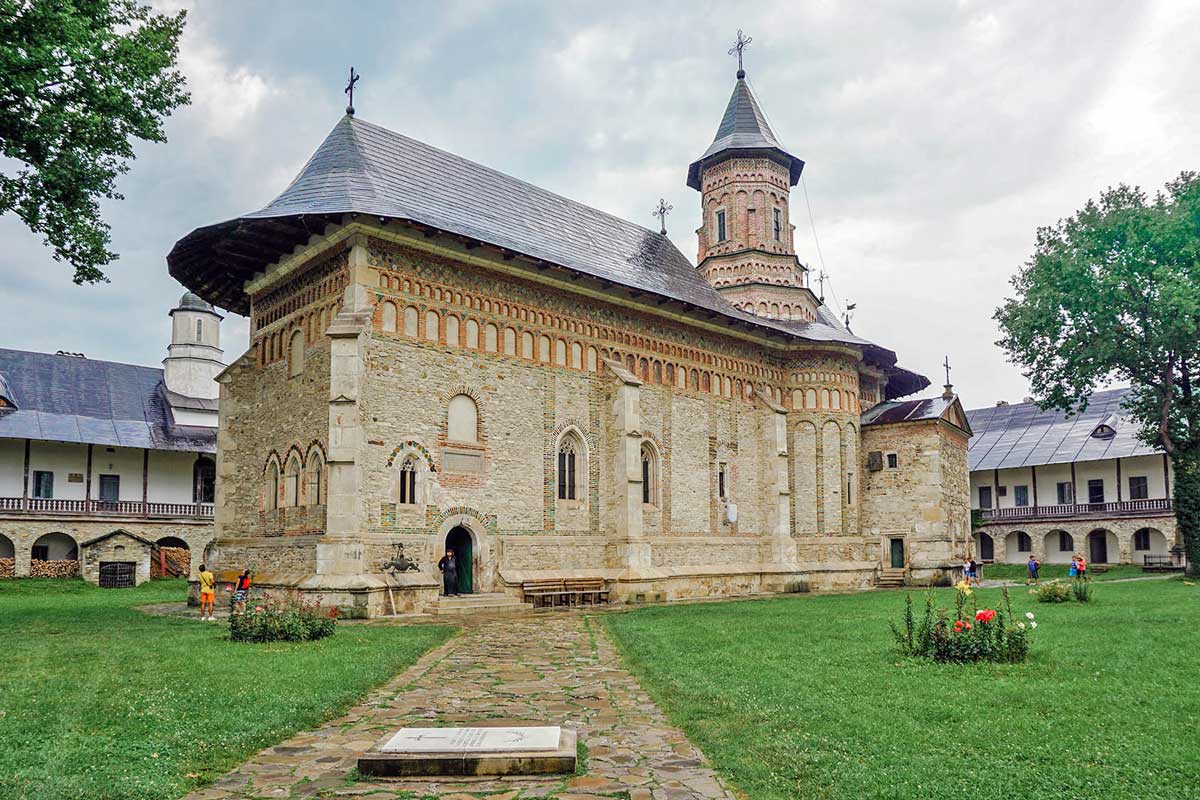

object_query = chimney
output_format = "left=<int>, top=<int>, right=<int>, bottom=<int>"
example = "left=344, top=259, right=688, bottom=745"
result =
left=996, top=400, right=1009, bottom=407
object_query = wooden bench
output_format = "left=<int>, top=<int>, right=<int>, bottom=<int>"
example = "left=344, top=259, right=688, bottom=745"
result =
left=522, top=579, right=566, bottom=608
left=521, top=578, right=610, bottom=608
left=564, top=578, right=609, bottom=606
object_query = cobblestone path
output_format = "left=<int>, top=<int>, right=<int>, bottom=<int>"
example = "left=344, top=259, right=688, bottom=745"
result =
left=186, top=614, right=736, bottom=800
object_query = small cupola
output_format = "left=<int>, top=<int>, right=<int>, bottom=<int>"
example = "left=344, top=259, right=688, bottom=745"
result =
left=163, top=291, right=225, bottom=410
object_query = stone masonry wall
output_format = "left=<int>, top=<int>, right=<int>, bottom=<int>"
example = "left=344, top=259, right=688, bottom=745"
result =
left=0, top=517, right=214, bottom=578
left=860, top=419, right=966, bottom=576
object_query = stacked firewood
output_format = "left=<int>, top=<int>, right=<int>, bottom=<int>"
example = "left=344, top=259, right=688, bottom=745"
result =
left=0, top=558, right=14, bottom=578
left=150, top=546, right=190, bottom=578
left=31, top=559, right=80, bottom=578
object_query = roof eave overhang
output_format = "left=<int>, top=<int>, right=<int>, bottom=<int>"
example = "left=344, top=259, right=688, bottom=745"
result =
left=686, top=146, right=805, bottom=190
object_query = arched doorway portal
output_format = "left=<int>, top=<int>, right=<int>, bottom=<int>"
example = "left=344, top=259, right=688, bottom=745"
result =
left=445, top=526, right=473, bottom=594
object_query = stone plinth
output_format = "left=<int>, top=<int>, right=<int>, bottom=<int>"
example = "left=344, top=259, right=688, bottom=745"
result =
left=358, top=725, right=576, bottom=777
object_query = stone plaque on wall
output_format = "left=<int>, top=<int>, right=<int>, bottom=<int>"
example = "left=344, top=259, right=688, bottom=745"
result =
left=68, top=473, right=84, bottom=483
left=442, top=449, right=483, bottom=474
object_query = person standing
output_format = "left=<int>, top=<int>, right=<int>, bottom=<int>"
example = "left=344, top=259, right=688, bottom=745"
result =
left=1076, top=553, right=1088, bottom=579
left=233, top=568, right=252, bottom=615
left=961, top=556, right=972, bottom=586
left=438, top=549, right=458, bottom=597
left=198, top=563, right=216, bottom=621
left=968, top=558, right=981, bottom=588
left=1026, top=554, right=1041, bottom=585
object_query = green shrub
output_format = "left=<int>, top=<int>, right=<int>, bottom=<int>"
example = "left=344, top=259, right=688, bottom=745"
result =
left=891, top=586, right=1034, bottom=664
left=229, top=590, right=339, bottom=643
left=1072, top=576, right=1094, bottom=603
left=1035, top=580, right=1072, bottom=603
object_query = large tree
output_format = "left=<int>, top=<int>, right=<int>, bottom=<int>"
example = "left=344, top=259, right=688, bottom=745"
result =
left=0, top=0, right=189, bottom=284
left=995, top=172, right=1200, bottom=571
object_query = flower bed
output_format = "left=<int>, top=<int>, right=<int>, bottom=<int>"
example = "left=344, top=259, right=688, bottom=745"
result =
left=229, top=590, right=339, bottom=643
left=892, top=583, right=1035, bottom=663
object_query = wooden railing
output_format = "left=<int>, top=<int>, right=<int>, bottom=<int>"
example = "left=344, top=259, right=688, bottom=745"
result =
left=0, top=497, right=213, bottom=519
left=978, top=498, right=1172, bottom=522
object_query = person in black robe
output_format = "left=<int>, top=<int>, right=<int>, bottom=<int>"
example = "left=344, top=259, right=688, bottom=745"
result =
left=437, top=549, right=458, bottom=597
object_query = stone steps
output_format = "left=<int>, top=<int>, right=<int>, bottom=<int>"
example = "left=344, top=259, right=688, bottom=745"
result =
left=426, top=592, right=533, bottom=616
left=877, top=568, right=907, bottom=588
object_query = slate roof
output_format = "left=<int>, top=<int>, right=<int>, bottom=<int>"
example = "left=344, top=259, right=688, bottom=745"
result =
left=168, top=115, right=927, bottom=399
left=0, top=349, right=216, bottom=452
left=863, top=395, right=955, bottom=426
left=686, top=76, right=804, bottom=189
left=79, top=528, right=157, bottom=548
left=964, top=388, right=1159, bottom=472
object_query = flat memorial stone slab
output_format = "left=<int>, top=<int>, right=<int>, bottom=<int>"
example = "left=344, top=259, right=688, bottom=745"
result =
left=358, top=725, right=577, bottom=777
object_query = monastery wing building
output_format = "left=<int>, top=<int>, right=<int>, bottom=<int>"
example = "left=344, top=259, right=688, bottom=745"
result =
left=167, top=62, right=971, bottom=616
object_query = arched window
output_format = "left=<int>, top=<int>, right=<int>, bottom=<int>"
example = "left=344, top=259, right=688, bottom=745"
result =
left=193, top=456, right=215, bottom=504
left=289, top=330, right=304, bottom=377
left=264, top=461, right=279, bottom=511
left=398, top=458, right=418, bottom=505
left=447, top=394, right=479, bottom=443
left=556, top=431, right=587, bottom=501
left=381, top=301, right=397, bottom=332
left=305, top=450, right=325, bottom=506
left=641, top=441, right=659, bottom=506
left=283, top=455, right=302, bottom=507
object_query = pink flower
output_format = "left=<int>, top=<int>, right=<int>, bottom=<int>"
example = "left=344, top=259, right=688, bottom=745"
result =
left=976, top=609, right=996, bottom=623
left=254, top=606, right=264, bottom=613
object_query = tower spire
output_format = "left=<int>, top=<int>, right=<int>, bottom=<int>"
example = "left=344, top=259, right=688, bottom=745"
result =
left=728, top=29, right=752, bottom=79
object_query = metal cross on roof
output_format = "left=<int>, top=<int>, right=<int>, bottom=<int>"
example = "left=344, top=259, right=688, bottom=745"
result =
left=943, top=355, right=952, bottom=385
left=344, top=66, right=360, bottom=116
left=729, top=29, right=752, bottom=78
left=651, top=198, right=673, bottom=235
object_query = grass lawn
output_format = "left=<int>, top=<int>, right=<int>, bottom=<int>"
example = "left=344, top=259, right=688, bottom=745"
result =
left=0, top=579, right=454, bottom=800
left=605, top=578, right=1199, bottom=800
left=978, top=563, right=1147, bottom=582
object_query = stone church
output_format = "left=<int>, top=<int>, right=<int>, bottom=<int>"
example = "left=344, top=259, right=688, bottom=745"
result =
left=168, top=57, right=972, bottom=616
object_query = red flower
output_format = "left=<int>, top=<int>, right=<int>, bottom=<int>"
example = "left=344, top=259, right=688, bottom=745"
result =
left=953, top=620, right=965, bottom=632
left=975, top=609, right=996, bottom=623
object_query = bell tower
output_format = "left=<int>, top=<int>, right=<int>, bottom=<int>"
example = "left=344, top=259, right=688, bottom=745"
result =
left=162, top=291, right=225, bottom=427
left=688, top=33, right=821, bottom=323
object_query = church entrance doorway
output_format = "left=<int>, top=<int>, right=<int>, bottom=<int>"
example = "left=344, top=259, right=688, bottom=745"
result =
left=889, top=538, right=905, bottom=569
left=445, top=526, right=473, bottom=594
left=1088, top=530, right=1108, bottom=564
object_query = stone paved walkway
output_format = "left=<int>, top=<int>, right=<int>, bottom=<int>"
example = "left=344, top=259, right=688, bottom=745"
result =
left=186, top=614, right=736, bottom=800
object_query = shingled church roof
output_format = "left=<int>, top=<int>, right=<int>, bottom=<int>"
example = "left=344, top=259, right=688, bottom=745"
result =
left=167, top=115, right=927, bottom=399
left=686, top=76, right=805, bottom=190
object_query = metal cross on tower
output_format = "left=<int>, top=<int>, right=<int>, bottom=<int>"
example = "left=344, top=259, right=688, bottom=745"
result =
left=729, top=29, right=752, bottom=78
left=943, top=355, right=952, bottom=386
left=344, top=66, right=360, bottom=115
left=651, top=198, right=673, bottom=235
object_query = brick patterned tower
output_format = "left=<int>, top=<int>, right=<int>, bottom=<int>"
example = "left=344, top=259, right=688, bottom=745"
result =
left=688, top=64, right=821, bottom=323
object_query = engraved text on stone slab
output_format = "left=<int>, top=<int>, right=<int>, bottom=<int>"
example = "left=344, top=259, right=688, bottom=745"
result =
left=380, top=726, right=563, bottom=753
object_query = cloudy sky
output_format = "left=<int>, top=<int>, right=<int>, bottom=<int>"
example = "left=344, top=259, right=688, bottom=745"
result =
left=2, top=0, right=1197, bottom=410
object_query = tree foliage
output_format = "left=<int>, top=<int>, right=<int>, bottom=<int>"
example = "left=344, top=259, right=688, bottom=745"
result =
left=995, top=172, right=1200, bottom=568
left=0, top=0, right=189, bottom=283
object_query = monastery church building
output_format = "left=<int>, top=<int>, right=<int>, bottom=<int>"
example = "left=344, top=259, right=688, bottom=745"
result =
left=168, top=54, right=972, bottom=615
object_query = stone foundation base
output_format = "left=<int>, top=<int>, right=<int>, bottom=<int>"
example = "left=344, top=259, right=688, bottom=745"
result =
left=188, top=570, right=440, bottom=618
